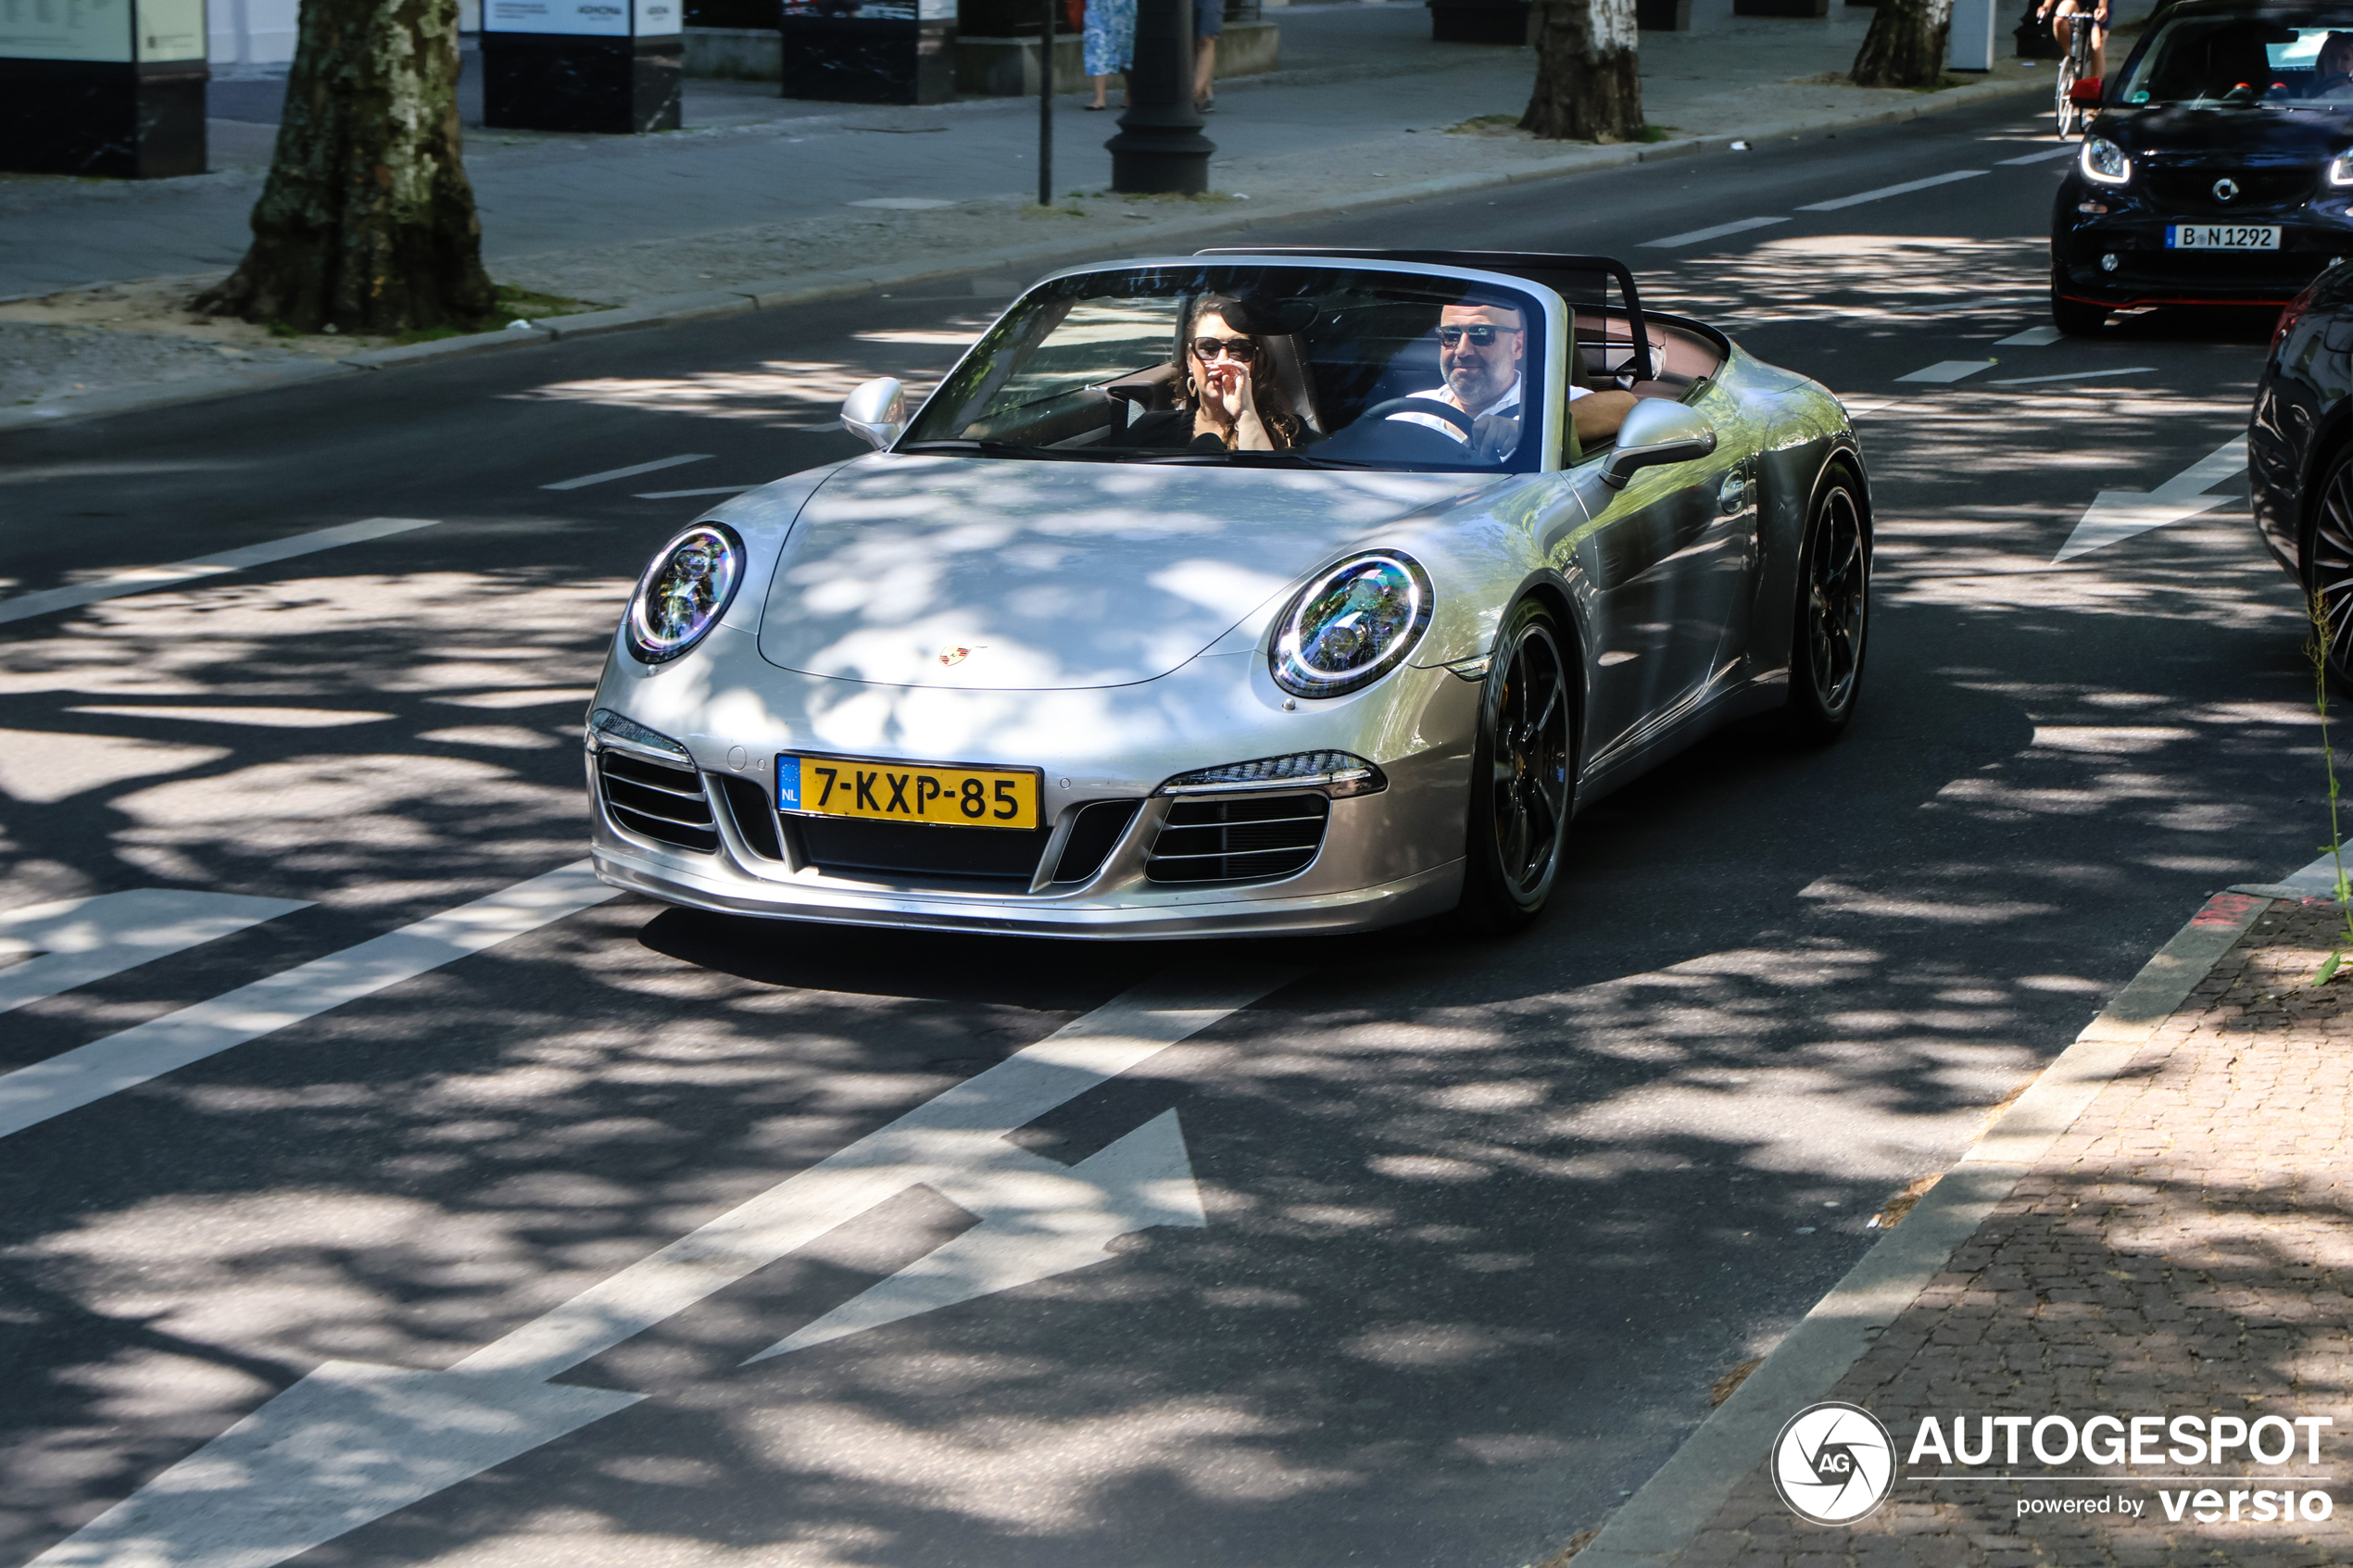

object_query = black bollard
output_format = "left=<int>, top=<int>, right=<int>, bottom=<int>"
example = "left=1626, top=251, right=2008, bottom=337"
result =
left=1105, top=0, right=1213, bottom=194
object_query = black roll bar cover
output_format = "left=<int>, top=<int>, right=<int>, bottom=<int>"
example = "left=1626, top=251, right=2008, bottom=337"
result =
left=1190, top=246, right=1655, bottom=386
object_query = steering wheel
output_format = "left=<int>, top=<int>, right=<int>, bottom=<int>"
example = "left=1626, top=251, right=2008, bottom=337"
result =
left=1362, top=396, right=1478, bottom=439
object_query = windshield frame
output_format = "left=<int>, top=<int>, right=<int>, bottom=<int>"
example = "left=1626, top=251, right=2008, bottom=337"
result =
left=2112, top=6, right=2353, bottom=107
left=892, top=256, right=1572, bottom=474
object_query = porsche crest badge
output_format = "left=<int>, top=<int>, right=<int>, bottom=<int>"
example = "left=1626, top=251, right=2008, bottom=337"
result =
left=938, top=645, right=975, bottom=667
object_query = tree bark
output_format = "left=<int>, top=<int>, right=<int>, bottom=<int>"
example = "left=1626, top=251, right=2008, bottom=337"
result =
left=197, top=0, right=493, bottom=334
left=1520, top=0, right=1642, bottom=143
left=1851, top=0, right=1954, bottom=88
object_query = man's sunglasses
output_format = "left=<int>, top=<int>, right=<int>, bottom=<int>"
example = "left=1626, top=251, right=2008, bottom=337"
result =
left=1437, top=324, right=1519, bottom=347
left=1191, top=337, right=1260, bottom=362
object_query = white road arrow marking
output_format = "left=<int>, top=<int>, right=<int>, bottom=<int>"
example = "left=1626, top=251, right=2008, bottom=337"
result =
left=2052, top=436, right=2248, bottom=563
left=0, top=889, right=308, bottom=1016
left=31, top=967, right=1294, bottom=1568
left=747, top=1106, right=1207, bottom=1360
left=0, top=863, right=615, bottom=1142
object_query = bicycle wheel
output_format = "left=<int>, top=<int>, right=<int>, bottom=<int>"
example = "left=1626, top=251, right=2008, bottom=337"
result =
left=2056, top=53, right=2081, bottom=138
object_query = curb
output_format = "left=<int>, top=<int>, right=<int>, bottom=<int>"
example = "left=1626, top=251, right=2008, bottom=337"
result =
left=0, top=70, right=2048, bottom=439
left=1565, top=887, right=2275, bottom=1568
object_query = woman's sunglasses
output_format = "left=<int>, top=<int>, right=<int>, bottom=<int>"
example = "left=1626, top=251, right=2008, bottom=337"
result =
left=1191, top=337, right=1260, bottom=362
left=1437, top=324, right=1517, bottom=347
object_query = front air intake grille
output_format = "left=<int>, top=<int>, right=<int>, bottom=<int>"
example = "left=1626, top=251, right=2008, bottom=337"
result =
left=1147, top=794, right=1329, bottom=884
left=599, top=750, right=717, bottom=853
left=2145, top=167, right=2315, bottom=213
left=712, top=774, right=785, bottom=861
left=795, top=817, right=1052, bottom=885
left=1050, top=800, right=1140, bottom=884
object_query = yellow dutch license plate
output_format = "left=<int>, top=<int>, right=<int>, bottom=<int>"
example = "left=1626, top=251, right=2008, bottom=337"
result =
left=776, top=753, right=1040, bottom=830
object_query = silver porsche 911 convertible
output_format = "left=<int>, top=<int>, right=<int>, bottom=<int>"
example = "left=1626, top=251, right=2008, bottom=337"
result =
left=585, top=249, right=1869, bottom=938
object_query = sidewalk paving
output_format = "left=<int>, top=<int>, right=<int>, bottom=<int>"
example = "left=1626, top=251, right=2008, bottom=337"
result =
left=1610, top=892, right=2353, bottom=1567
left=1, top=0, right=2050, bottom=420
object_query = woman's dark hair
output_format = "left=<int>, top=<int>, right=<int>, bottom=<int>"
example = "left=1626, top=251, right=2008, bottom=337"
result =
left=1181, top=294, right=1303, bottom=450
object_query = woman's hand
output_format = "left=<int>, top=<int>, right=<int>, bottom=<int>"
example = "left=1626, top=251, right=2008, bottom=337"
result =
left=1196, top=355, right=1278, bottom=450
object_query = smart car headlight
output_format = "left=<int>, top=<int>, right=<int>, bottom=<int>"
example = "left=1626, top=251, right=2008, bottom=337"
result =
left=1270, top=551, right=1433, bottom=698
left=2331, top=153, right=2353, bottom=187
left=626, top=522, right=743, bottom=664
left=2081, top=137, right=2131, bottom=186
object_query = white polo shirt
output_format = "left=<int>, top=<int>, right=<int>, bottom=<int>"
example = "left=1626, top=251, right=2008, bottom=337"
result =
left=1390, top=375, right=1585, bottom=450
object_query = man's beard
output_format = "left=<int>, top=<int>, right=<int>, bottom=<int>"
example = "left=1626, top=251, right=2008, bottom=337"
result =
left=1447, top=365, right=1500, bottom=404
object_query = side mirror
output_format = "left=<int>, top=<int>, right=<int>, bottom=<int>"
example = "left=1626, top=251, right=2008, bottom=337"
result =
left=2069, top=76, right=2103, bottom=105
left=1599, top=399, right=1718, bottom=488
left=840, top=376, right=906, bottom=451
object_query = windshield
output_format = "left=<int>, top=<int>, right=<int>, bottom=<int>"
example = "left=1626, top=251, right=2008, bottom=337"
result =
left=2115, top=13, right=2353, bottom=105
left=897, top=263, right=1552, bottom=473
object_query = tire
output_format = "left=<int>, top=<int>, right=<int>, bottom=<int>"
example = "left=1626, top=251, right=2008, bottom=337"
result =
left=1783, top=466, right=1871, bottom=744
left=2307, top=445, right=2353, bottom=689
left=1453, top=599, right=1577, bottom=936
left=2052, top=271, right=2109, bottom=336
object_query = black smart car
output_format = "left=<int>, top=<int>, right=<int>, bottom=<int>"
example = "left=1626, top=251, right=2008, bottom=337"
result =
left=2249, top=267, right=2353, bottom=680
left=2054, top=1, right=2353, bottom=333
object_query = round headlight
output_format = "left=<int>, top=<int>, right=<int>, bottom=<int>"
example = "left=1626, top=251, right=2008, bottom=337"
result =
left=2081, top=136, right=2130, bottom=186
left=627, top=522, right=744, bottom=664
left=1270, top=551, right=1433, bottom=698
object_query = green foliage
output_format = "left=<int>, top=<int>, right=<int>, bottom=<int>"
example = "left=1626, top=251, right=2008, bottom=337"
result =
left=2306, top=590, right=2353, bottom=985
left=1639, top=124, right=1677, bottom=142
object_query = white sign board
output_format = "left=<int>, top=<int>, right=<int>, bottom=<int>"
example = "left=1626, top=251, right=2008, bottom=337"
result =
left=1947, top=0, right=1995, bottom=70
left=0, top=0, right=207, bottom=60
left=484, top=0, right=677, bottom=36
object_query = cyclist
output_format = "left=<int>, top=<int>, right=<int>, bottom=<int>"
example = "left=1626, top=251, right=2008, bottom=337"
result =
left=2039, top=0, right=2112, bottom=84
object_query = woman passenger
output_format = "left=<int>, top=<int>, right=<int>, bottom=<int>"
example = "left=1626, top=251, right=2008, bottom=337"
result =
left=1139, top=295, right=1303, bottom=451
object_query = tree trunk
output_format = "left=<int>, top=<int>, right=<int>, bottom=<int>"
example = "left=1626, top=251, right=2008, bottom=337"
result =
left=196, top=0, right=493, bottom=335
left=1520, top=0, right=1642, bottom=143
left=1851, top=0, right=1954, bottom=88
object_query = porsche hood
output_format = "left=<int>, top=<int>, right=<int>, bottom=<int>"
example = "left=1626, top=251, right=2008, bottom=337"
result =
left=754, top=455, right=1491, bottom=691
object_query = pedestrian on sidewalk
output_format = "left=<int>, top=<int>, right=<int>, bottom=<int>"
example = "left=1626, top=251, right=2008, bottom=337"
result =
left=1084, top=0, right=1133, bottom=109
left=1195, top=0, right=1221, bottom=112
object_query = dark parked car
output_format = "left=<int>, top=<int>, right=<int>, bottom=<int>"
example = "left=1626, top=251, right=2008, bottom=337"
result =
left=2249, top=265, right=2353, bottom=678
left=2054, top=0, right=2353, bottom=333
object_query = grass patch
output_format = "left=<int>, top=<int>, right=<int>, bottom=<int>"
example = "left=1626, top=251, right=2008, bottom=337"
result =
left=1639, top=123, right=1677, bottom=142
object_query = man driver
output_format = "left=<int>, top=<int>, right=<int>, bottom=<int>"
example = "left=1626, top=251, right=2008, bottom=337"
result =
left=1391, top=301, right=1639, bottom=458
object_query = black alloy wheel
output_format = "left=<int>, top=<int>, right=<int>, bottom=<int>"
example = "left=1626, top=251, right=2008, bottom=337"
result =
left=1455, top=599, right=1575, bottom=935
left=2309, top=445, right=2353, bottom=688
left=1785, top=467, right=1870, bottom=742
left=2052, top=267, right=2109, bottom=336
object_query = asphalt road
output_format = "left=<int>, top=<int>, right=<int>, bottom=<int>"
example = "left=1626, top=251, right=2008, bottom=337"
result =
left=0, top=98, right=2326, bottom=1568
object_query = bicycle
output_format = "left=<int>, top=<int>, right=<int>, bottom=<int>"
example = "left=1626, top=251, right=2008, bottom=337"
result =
left=2046, top=0, right=2105, bottom=138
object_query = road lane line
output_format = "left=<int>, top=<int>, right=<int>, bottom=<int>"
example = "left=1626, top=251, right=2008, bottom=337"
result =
left=31, top=967, right=1301, bottom=1568
left=1990, top=366, right=2155, bottom=385
left=0, top=518, right=438, bottom=627
left=1895, top=360, right=1997, bottom=383
left=1639, top=216, right=1787, bottom=249
left=1797, top=169, right=1987, bottom=211
left=0, top=890, right=309, bottom=1017
left=541, top=455, right=712, bottom=491
left=1998, top=144, right=2080, bottom=165
left=0, top=862, right=618, bottom=1141
left=1995, top=324, right=2067, bottom=345
left=634, top=485, right=755, bottom=499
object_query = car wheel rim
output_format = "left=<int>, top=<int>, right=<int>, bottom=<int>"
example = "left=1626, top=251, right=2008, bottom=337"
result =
left=2319, top=460, right=2353, bottom=681
left=1805, top=484, right=1868, bottom=714
left=1488, top=622, right=1571, bottom=902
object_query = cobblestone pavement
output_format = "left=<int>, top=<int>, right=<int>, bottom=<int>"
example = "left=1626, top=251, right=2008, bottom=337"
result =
left=1653, top=897, right=2353, bottom=1567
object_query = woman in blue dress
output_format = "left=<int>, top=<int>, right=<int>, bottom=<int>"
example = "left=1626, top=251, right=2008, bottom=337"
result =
left=1084, top=0, right=1134, bottom=110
